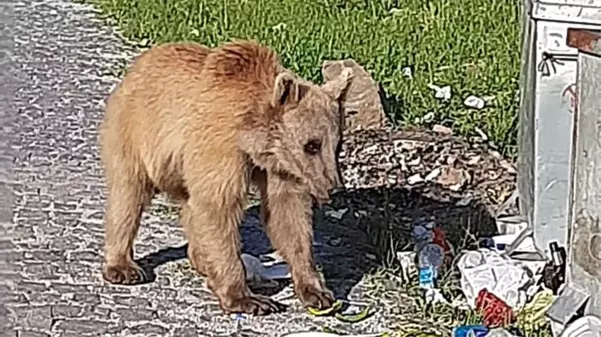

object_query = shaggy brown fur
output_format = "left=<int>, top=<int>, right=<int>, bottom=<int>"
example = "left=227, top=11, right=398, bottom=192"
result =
left=98, top=40, right=353, bottom=315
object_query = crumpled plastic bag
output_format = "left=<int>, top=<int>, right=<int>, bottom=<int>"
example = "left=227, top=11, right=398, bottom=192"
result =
left=241, top=253, right=291, bottom=283
left=559, top=315, right=601, bottom=337
left=457, top=249, right=533, bottom=310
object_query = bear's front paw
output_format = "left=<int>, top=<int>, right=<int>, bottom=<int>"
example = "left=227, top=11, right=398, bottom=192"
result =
left=222, top=294, right=286, bottom=316
left=102, top=263, right=146, bottom=285
left=297, top=282, right=335, bottom=310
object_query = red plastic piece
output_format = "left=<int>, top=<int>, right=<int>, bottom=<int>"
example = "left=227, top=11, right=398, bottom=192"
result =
left=475, top=289, right=515, bottom=327
left=432, top=227, right=452, bottom=254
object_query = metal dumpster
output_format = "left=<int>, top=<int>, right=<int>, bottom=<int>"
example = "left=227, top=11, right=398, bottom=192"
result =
left=543, top=28, right=601, bottom=337
left=518, top=0, right=601, bottom=258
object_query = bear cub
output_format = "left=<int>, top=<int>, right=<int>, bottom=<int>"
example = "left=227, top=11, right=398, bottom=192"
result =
left=98, top=39, right=352, bottom=315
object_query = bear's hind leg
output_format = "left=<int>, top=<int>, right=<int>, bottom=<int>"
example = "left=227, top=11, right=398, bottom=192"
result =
left=102, top=156, right=154, bottom=285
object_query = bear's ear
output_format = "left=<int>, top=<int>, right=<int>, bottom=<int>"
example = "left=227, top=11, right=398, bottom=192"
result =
left=322, top=67, right=353, bottom=101
left=271, top=71, right=310, bottom=109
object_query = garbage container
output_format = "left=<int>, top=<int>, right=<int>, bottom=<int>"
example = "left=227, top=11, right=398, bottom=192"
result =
left=544, top=27, right=601, bottom=337
left=518, top=0, right=601, bottom=258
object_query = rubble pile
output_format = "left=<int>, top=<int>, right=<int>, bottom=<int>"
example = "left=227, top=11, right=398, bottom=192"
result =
left=338, top=126, right=517, bottom=215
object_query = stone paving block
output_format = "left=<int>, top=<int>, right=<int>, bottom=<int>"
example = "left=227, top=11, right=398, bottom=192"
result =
left=2, top=0, right=386, bottom=335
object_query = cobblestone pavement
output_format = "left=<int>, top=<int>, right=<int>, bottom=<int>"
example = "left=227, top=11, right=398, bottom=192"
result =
left=1, top=1, right=387, bottom=336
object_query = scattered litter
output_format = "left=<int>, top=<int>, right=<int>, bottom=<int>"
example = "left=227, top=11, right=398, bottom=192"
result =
left=412, top=225, right=434, bottom=248
left=136, top=38, right=151, bottom=47
left=335, top=305, right=373, bottom=323
left=542, top=242, right=567, bottom=294
left=486, top=328, right=518, bottom=337
left=456, top=194, right=474, bottom=206
left=407, top=173, right=424, bottom=185
left=241, top=253, right=290, bottom=283
left=432, top=124, right=453, bottom=136
left=271, top=22, right=287, bottom=31
left=425, top=168, right=442, bottom=181
left=259, top=251, right=286, bottom=265
left=457, top=249, right=533, bottom=310
left=464, top=95, right=486, bottom=110
left=516, top=289, right=554, bottom=332
left=396, top=251, right=418, bottom=281
left=232, top=313, right=246, bottom=333
left=558, top=315, right=601, bottom=337
left=307, top=300, right=374, bottom=324
left=339, top=126, right=516, bottom=209
left=421, top=111, right=435, bottom=123
left=402, top=66, right=413, bottom=79
left=411, top=221, right=453, bottom=292
left=474, top=127, right=488, bottom=141
left=326, top=208, right=349, bottom=220
left=308, top=300, right=343, bottom=316
left=490, top=151, right=502, bottom=159
left=478, top=237, right=496, bottom=250
left=428, top=84, right=452, bottom=102
left=431, top=227, right=453, bottom=255
left=494, top=217, right=528, bottom=236
left=418, top=257, right=441, bottom=289
left=452, top=324, right=489, bottom=337
left=424, top=288, right=451, bottom=305
left=476, top=288, right=515, bottom=327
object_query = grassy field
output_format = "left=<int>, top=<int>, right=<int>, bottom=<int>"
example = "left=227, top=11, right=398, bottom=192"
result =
left=85, top=0, right=522, bottom=156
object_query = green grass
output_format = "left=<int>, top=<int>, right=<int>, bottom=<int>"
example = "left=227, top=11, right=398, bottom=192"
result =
left=84, top=0, right=522, bottom=156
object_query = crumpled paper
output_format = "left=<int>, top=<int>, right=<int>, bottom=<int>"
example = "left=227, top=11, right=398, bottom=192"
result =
left=457, top=249, right=534, bottom=310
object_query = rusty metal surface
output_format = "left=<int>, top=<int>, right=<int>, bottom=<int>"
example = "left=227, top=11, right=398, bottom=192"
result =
left=567, top=28, right=601, bottom=57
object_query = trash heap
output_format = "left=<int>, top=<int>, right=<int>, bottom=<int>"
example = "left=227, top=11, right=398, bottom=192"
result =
left=394, top=217, right=576, bottom=337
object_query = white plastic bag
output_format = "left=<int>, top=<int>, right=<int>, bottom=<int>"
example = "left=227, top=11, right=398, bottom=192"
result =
left=456, top=249, right=532, bottom=309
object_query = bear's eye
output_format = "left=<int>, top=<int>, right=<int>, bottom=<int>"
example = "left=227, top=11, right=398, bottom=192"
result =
left=304, top=139, right=321, bottom=155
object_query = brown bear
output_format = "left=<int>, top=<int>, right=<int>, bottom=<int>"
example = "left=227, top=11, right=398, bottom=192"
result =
left=98, top=39, right=353, bottom=315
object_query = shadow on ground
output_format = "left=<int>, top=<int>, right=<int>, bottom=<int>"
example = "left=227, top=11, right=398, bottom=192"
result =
left=134, top=184, right=498, bottom=300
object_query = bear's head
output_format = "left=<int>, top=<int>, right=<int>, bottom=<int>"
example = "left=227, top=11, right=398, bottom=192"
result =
left=241, top=68, right=353, bottom=204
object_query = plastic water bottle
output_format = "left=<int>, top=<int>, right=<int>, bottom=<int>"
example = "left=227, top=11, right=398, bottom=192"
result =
left=418, top=243, right=445, bottom=289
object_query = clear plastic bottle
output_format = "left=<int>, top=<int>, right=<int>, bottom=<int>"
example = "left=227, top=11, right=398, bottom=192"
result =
left=417, top=243, right=445, bottom=289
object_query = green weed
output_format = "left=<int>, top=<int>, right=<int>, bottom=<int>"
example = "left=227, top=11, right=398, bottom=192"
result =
left=82, top=0, right=522, bottom=156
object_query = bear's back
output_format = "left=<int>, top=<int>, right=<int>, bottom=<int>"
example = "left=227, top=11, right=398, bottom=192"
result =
left=101, top=40, right=287, bottom=185
left=203, top=40, right=284, bottom=92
